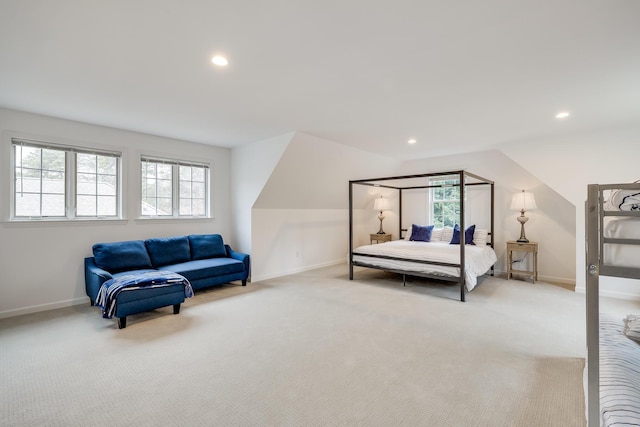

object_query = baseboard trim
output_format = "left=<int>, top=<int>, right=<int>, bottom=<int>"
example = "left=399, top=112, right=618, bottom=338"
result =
left=574, top=286, right=640, bottom=301
left=251, top=259, right=344, bottom=283
left=0, top=296, right=89, bottom=319
left=492, top=269, right=575, bottom=286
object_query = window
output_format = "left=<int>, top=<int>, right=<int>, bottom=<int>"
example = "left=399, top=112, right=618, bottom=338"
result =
left=12, top=139, right=121, bottom=220
left=431, top=178, right=460, bottom=228
left=76, top=153, right=118, bottom=217
left=141, top=156, right=209, bottom=218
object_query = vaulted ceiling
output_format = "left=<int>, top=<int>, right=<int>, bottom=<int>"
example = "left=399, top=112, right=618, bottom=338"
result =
left=1, top=0, right=639, bottom=159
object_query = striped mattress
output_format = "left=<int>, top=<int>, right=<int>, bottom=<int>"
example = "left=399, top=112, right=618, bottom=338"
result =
left=599, top=314, right=640, bottom=427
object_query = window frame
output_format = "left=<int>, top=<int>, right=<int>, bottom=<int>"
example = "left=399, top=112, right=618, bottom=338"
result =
left=140, top=155, right=210, bottom=219
left=429, top=177, right=462, bottom=228
left=10, top=138, right=122, bottom=221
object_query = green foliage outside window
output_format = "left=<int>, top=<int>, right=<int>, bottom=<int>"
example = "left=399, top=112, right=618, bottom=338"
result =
left=432, top=179, right=460, bottom=228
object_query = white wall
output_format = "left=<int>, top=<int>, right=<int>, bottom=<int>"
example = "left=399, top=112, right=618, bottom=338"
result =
left=498, top=123, right=640, bottom=298
left=0, top=108, right=233, bottom=318
left=251, top=209, right=348, bottom=281
left=230, top=132, right=292, bottom=255
left=396, top=150, right=576, bottom=283
left=250, top=132, right=401, bottom=282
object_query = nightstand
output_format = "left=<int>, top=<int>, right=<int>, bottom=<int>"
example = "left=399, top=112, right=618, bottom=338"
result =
left=370, top=234, right=392, bottom=244
left=506, top=241, right=538, bottom=283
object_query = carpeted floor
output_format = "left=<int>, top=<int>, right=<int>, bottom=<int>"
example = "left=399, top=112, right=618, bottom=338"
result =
left=1, top=264, right=590, bottom=426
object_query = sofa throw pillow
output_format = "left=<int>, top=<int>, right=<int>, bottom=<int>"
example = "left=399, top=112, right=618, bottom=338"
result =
left=188, top=234, right=227, bottom=260
left=145, top=236, right=191, bottom=267
left=450, top=224, right=476, bottom=245
left=410, top=224, right=434, bottom=242
left=93, top=240, right=153, bottom=273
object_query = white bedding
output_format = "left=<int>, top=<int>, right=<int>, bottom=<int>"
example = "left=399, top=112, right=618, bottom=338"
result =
left=604, top=218, right=640, bottom=268
left=352, top=240, right=497, bottom=291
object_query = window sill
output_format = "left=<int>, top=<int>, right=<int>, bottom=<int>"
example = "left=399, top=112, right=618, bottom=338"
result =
left=135, top=217, right=214, bottom=224
left=3, top=218, right=128, bottom=228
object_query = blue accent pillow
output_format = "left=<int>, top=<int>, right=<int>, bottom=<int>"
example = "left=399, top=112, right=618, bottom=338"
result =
left=410, top=224, right=434, bottom=242
left=188, top=234, right=227, bottom=260
left=92, top=240, right=152, bottom=272
left=450, top=224, right=476, bottom=245
left=145, top=236, right=191, bottom=267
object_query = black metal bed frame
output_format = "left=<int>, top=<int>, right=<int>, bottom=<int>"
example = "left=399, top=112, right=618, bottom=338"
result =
left=348, top=170, right=495, bottom=302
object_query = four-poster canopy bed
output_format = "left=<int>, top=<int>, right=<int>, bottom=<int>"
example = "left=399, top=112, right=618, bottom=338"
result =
left=348, top=170, right=495, bottom=302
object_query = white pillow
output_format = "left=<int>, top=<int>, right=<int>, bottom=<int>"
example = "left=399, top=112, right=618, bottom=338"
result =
left=404, top=227, right=412, bottom=240
left=441, top=226, right=454, bottom=242
left=431, top=228, right=443, bottom=241
left=473, top=228, right=488, bottom=246
left=624, top=314, right=640, bottom=342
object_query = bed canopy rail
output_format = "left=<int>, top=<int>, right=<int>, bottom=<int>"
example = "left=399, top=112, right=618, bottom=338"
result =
left=349, top=170, right=494, bottom=302
left=585, top=183, right=640, bottom=427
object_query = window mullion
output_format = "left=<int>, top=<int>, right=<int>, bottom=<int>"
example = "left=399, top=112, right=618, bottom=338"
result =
left=173, top=164, right=179, bottom=217
left=39, top=149, right=44, bottom=217
left=69, top=151, right=75, bottom=219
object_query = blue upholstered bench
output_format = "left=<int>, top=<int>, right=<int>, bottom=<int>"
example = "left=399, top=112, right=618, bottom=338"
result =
left=95, top=271, right=193, bottom=329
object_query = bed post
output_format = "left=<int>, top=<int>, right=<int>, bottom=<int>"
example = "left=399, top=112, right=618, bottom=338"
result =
left=586, top=184, right=600, bottom=427
left=459, top=171, right=466, bottom=302
left=399, top=188, right=403, bottom=239
left=491, top=181, right=495, bottom=275
left=349, top=181, right=354, bottom=280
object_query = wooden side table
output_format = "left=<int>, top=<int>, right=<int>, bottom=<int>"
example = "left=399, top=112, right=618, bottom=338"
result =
left=370, top=233, right=392, bottom=244
left=506, top=241, right=538, bottom=283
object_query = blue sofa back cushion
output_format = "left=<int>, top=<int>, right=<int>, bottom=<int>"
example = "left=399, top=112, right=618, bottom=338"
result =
left=145, top=236, right=191, bottom=267
left=188, top=234, right=227, bottom=260
left=450, top=224, right=476, bottom=245
left=93, top=240, right=153, bottom=272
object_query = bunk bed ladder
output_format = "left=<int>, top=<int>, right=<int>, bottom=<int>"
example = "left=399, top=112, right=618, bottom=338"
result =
left=585, top=184, right=600, bottom=427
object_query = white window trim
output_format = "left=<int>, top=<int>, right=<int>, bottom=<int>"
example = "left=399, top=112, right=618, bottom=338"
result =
left=139, top=155, right=211, bottom=219
left=429, top=177, right=464, bottom=228
left=10, top=137, right=123, bottom=222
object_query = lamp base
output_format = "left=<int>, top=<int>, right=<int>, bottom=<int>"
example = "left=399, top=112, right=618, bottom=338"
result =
left=517, top=212, right=529, bottom=243
left=377, top=213, right=385, bottom=234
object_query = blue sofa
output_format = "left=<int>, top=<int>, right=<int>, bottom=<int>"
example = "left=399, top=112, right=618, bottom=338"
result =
left=85, top=234, right=250, bottom=327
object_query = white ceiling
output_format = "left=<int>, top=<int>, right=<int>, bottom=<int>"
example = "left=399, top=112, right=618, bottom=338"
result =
left=1, top=0, right=639, bottom=160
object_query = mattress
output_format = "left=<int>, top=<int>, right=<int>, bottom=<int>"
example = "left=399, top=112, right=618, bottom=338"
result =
left=603, top=218, right=640, bottom=268
left=352, top=240, right=497, bottom=291
left=597, top=314, right=640, bottom=427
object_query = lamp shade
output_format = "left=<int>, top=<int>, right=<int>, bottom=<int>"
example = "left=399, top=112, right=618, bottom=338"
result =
left=510, top=190, right=537, bottom=211
left=373, top=196, right=389, bottom=211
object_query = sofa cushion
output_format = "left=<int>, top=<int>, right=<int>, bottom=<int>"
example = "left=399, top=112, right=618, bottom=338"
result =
left=93, top=240, right=153, bottom=273
left=145, top=236, right=191, bottom=267
left=188, top=234, right=227, bottom=260
left=161, top=258, right=244, bottom=282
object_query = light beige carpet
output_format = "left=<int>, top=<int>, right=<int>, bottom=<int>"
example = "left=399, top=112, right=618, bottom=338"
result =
left=1, top=264, right=587, bottom=426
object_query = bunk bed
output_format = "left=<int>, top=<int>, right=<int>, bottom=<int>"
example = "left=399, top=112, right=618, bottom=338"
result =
left=586, top=183, right=640, bottom=427
left=348, top=170, right=495, bottom=302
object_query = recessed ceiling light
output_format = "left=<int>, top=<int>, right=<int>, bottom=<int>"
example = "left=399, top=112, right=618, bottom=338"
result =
left=555, top=111, right=570, bottom=119
left=408, top=139, right=417, bottom=144
left=211, top=55, right=229, bottom=67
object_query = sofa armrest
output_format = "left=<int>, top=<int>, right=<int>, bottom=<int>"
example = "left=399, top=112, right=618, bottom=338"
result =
left=225, top=245, right=250, bottom=279
left=84, top=257, right=113, bottom=303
